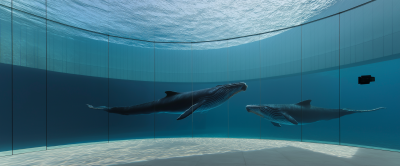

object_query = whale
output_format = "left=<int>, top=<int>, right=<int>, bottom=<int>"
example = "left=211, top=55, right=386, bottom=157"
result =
left=246, top=100, right=385, bottom=127
left=87, top=82, right=248, bottom=120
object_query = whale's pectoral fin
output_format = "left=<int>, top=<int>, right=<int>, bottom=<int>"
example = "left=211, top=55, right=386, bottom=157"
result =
left=177, top=100, right=205, bottom=120
left=271, top=122, right=281, bottom=127
left=281, top=112, right=298, bottom=125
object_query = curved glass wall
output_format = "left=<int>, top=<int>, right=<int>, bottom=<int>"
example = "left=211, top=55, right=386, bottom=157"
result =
left=0, top=0, right=399, bottom=156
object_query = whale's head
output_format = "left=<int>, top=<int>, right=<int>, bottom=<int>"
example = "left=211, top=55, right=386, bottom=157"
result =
left=246, top=105, right=264, bottom=118
left=212, top=82, right=247, bottom=99
left=232, top=82, right=248, bottom=92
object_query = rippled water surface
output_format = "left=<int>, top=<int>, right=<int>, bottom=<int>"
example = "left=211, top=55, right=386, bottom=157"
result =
left=2, top=0, right=371, bottom=49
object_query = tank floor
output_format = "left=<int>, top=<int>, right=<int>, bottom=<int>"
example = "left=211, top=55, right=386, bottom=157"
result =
left=1, top=138, right=399, bottom=166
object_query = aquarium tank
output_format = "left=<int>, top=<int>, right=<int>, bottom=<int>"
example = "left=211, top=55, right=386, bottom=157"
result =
left=0, top=0, right=399, bottom=161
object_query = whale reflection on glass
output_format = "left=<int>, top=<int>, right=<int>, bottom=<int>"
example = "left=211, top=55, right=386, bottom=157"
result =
left=246, top=100, right=385, bottom=127
left=87, top=82, right=248, bottom=120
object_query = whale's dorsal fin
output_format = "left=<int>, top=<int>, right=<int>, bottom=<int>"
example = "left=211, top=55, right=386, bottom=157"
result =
left=177, top=100, right=205, bottom=120
left=165, top=91, right=180, bottom=97
left=296, top=100, right=311, bottom=106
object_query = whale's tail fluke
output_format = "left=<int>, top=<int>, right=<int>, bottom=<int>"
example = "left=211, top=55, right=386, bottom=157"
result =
left=87, top=104, right=109, bottom=110
left=87, top=102, right=156, bottom=115
left=342, top=107, right=385, bottom=115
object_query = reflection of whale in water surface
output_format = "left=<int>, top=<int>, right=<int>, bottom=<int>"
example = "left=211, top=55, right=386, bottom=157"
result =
left=87, top=82, right=247, bottom=120
left=246, top=100, right=385, bottom=127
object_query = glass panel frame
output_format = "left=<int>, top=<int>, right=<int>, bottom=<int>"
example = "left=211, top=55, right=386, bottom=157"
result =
left=192, top=41, right=229, bottom=138
left=12, top=9, right=46, bottom=154
left=154, top=43, right=192, bottom=138
left=0, top=5, right=12, bottom=157
left=47, top=22, right=108, bottom=149
left=260, top=28, right=302, bottom=142
left=301, top=16, right=340, bottom=144
left=227, top=36, right=260, bottom=139
left=109, top=37, right=155, bottom=141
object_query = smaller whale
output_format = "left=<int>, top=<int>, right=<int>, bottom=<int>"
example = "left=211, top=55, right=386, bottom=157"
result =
left=88, top=82, right=248, bottom=120
left=246, top=100, right=385, bottom=127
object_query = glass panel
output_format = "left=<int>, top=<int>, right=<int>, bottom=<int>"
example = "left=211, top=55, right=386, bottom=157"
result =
left=394, top=0, right=400, bottom=55
left=363, top=2, right=374, bottom=61
left=47, top=0, right=110, bottom=36
left=260, top=28, right=302, bottom=141
left=301, top=15, right=340, bottom=144
left=0, top=6, right=12, bottom=64
left=13, top=0, right=46, bottom=18
left=109, top=37, right=154, bottom=141
left=340, top=0, right=400, bottom=151
left=372, top=0, right=384, bottom=59
left=12, top=10, right=46, bottom=154
left=154, top=43, right=192, bottom=138
left=227, top=36, right=260, bottom=138
left=0, top=6, right=12, bottom=157
left=307, top=0, right=370, bottom=24
left=383, top=0, right=393, bottom=57
left=192, top=41, right=228, bottom=138
left=47, top=22, right=108, bottom=148
left=0, top=0, right=11, bottom=7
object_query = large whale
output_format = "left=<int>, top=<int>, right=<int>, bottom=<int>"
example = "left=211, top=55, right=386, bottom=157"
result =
left=246, top=100, right=385, bottom=127
left=87, top=82, right=248, bottom=120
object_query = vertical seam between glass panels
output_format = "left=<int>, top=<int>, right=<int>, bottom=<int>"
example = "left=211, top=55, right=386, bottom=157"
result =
left=11, top=0, right=14, bottom=155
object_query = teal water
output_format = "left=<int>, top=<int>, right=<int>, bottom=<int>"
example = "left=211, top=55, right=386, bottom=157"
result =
left=1, top=0, right=400, bottom=157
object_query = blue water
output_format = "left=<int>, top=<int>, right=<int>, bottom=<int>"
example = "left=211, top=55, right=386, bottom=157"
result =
left=1, top=0, right=400, bottom=157
left=1, top=53, right=400, bottom=156
left=9, top=62, right=400, bottom=156
left=340, top=59, right=400, bottom=149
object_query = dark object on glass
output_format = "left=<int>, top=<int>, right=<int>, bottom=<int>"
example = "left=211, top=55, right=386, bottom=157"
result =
left=358, top=75, right=375, bottom=85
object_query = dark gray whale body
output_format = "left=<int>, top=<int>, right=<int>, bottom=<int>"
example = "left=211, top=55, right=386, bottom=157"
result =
left=246, top=100, right=385, bottom=127
left=87, top=82, right=247, bottom=120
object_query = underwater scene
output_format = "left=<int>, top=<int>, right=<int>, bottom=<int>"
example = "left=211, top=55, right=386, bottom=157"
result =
left=0, top=0, right=400, bottom=157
